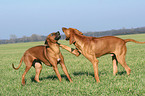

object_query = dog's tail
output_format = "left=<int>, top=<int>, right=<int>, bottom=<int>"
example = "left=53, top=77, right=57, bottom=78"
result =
left=125, top=39, right=145, bottom=44
left=12, top=56, right=23, bottom=70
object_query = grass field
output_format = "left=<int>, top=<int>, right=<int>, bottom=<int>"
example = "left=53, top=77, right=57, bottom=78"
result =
left=0, top=34, right=145, bottom=96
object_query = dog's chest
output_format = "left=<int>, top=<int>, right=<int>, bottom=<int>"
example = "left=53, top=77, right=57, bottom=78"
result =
left=57, top=58, right=61, bottom=62
left=54, top=51, right=61, bottom=62
left=46, top=48, right=61, bottom=62
left=53, top=53, right=61, bottom=62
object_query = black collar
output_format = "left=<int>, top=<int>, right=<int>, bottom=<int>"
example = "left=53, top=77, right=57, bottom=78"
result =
left=46, top=45, right=49, bottom=48
left=45, top=42, right=60, bottom=49
left=73, top=41, right=76, bottom=45
left=56, top=42, right=60, bottom=45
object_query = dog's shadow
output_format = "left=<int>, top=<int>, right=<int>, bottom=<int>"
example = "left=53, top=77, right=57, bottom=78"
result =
left=73, top=71, right=107, bottom=77
left=31, top=71, right=126, bottom=83
left=73, top=71, right=95, bottom=77
left=31, top=74, right=69, bottom=83
left=117, top=71, right=126, bottom=75
left=73, top=71, right=127, bottom=77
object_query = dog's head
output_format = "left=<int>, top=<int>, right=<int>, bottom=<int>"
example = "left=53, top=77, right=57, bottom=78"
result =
left=45, top=31, right=61, bottom=45
left=62, top=27, right=83, bottom=44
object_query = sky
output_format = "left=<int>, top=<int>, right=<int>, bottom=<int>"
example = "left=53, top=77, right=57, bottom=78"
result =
left=0, top=0, right=145, bottom=40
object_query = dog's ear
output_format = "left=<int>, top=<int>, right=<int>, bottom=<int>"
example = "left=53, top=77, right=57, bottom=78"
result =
left=69, top=29, right=75, bottom=45
left=70, top=28, right=83, bottom=35
left=45, top=38, right=50, bottom=45
left=44, top=39, right=48, bottom=44
left=44, top=34, right=51, bottom=45
left=62, top=27, right=67, bottom=32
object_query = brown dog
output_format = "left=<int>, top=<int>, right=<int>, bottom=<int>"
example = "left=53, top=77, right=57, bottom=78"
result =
left=12, top=31, right=72, bottom=85
left=61, top=27, right=145, bottom=82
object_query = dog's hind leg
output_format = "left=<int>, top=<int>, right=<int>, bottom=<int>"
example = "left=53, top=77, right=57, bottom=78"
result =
left=22, top=66, right=31, bottom=85
left=22, top=54, right=33, bottom=85
left=115, top=46, right=131, bottom=75
left=116, top=54, right=131, bottom=75
left=112, top=54, right=118, bottom=75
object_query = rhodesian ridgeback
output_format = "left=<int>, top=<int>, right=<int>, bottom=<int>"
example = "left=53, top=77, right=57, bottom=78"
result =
left=12, top=31, right=72, bottom=85
left=60, top=27, right=145, bottom=82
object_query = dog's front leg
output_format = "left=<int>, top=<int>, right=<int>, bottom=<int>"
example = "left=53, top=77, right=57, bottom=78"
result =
left=34, top=62, right=42, bottom=82
left=60, top=44, right=80, bottom=56
left=86, top=54, right=100, bottom=83
left=53, top=66, right=62, bottom=82
left=92, top=59, right=100, bottom=83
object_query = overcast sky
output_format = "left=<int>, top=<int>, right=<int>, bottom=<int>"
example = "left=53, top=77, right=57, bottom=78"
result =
left=0, top=0, right=145, bottom=39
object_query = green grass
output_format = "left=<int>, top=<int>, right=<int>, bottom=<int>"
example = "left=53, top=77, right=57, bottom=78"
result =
left=0, top=34, right=145, bottom=96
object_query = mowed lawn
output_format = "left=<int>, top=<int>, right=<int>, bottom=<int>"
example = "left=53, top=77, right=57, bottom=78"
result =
left=0, top=34, right=145, bottom=96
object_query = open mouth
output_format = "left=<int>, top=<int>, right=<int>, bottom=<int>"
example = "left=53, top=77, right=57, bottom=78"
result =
left=55, top=35, right=61, bottom=40
left=54, top=31, right=61, bottom=40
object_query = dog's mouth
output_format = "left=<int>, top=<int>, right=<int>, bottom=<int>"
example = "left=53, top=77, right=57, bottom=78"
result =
left=55, top=35, right=61, bottom=40
left=55, top=31, right=61, bottom=40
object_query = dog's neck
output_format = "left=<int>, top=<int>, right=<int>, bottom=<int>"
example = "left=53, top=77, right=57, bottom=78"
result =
left=47, top=42, right=60, bottom=54
left=73, top=34, right=85, bottom=52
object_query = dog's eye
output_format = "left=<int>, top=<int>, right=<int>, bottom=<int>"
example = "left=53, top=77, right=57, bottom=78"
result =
left=51, top=34, right=53, bottom=36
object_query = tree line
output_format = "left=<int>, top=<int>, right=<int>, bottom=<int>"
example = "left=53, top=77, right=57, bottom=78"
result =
left=0, top=27, right=145, bottom=44
left=0, top=34, right=46, bottom=44
left=83, top=27, right=145, bottom=37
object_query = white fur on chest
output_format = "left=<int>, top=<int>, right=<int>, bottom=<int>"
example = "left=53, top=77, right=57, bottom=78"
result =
left=57, top=58, right=61, bottom=62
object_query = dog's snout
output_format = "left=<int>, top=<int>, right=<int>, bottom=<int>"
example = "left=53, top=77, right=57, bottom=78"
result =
left=54, top=31, right=61, bottom=40
left=56, top=31, right=60, bottom=35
